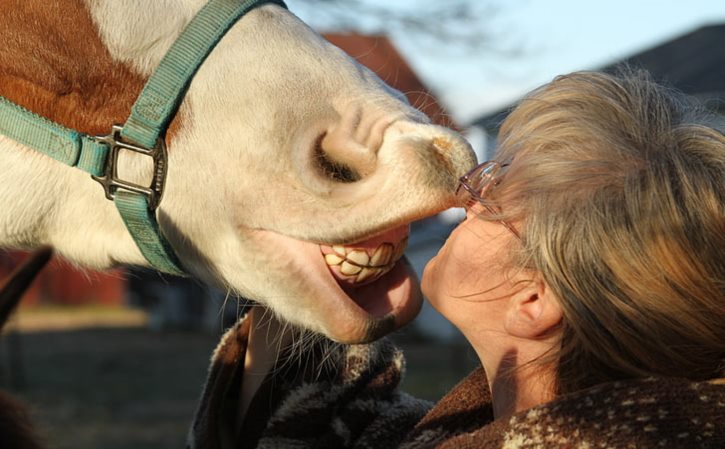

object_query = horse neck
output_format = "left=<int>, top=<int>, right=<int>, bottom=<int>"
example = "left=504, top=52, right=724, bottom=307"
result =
left=0, top=0, right=161, bottom=267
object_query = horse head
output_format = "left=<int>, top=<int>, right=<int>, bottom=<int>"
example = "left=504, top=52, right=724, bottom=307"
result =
left=0, top=0, right=476, bottom=343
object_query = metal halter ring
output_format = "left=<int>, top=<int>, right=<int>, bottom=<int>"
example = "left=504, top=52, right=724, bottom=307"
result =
left=91, top=125, right=168, bottom=210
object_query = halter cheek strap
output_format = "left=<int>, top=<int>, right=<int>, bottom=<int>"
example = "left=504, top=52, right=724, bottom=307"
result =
left=0, top=0, right=287, bottom=275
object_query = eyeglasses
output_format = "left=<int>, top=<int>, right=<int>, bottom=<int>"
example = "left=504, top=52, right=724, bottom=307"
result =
left=456, top=161, right=521, bottom=239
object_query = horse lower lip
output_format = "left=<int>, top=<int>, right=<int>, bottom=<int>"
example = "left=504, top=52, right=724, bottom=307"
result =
left=337, top=256, right=423, bottom=343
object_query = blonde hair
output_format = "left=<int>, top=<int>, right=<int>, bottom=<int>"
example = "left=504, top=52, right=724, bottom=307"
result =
left=491, top=70, right=725, bottom=394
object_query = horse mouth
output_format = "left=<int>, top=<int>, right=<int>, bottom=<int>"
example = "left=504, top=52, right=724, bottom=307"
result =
left=315, top=225, right=421, bottom=342
left=247, top=224, right=421, bottom=344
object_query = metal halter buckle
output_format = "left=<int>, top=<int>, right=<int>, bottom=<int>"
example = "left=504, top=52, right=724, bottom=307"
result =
left=91, top=125, right=168, bottom=210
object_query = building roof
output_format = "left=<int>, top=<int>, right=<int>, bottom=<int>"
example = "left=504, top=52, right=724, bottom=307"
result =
left=323, top=33, right=458, bottom=130
left=606, top=24, right=725, bottom=103
left=473, top=23, right=725, bottom=131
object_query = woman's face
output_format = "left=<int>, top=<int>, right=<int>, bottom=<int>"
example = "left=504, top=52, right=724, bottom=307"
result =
left=422, top=207, right=520, bottom=340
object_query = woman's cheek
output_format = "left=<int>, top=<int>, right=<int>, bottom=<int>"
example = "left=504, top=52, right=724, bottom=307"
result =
left=423, top=223, right=493, bottom=301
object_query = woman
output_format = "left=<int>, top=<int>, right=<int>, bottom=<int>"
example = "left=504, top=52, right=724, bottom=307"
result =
left=188, top=70, right=725, bottom=449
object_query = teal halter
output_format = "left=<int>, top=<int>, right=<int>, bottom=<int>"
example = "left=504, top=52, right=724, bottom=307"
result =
left=0, top=0, right=287, bottom=275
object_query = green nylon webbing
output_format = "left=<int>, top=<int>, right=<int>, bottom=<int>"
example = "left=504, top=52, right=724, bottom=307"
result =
left=121, top=0, right=287, bottom=149
left=0, top=96, right=109, bottom=176
left=0, top=0, right=286, bottom=276
left=114, top=192, right=185, bottom=276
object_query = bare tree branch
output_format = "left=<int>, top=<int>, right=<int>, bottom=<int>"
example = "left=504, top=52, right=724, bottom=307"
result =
left=288, top=0, right=521, bottom=56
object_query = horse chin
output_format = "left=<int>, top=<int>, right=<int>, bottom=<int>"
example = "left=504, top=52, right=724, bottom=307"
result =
left=337, top=256, right=423, bottom=342
left=245, top=226, right=422, bottom=344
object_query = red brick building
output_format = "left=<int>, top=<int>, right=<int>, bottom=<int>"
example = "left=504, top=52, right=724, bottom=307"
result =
left=0, top=252, right=125, bottom=307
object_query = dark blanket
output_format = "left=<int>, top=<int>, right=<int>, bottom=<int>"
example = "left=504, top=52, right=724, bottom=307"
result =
left=187, top=316, right=725, bottom=449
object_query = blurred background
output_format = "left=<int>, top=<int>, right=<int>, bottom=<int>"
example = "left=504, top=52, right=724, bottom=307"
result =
left=2, top=1, right=725, bottom=448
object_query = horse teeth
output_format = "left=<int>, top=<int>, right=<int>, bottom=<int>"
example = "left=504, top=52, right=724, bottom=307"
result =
left=370, top=243, right=393, bottom=267
left=346, top=250, right=369, bottom=266
left=325, top=253, right=344, bottom=266
left=325, top=236, right=408, bottom=279
left=393, top=237, right=408, bottom=261
left=340, top=261, right=362, bottom=276
left=355, top=267, right=376, bottom=283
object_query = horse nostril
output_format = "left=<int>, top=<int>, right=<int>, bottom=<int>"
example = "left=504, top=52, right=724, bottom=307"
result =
left=314, top=133, right=361, bottom=183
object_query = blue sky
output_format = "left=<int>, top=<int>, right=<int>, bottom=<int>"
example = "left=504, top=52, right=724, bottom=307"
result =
left=397, top=0, right=725, bottom=124
left=289, top=0, right=725, bottom=125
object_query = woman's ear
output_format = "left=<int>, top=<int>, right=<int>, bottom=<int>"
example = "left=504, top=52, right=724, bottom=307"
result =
left=504, top=275, right=562, bottom=339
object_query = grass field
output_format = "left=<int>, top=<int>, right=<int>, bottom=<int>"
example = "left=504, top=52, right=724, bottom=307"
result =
left=0, top=307, right=479, bottom=449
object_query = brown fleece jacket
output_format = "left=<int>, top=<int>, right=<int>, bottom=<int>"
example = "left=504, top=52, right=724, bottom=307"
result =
left=187, top=317, right=725, bottom=449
